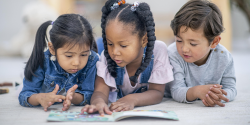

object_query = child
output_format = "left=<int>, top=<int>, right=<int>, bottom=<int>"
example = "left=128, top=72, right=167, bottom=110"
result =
left=165, top=0, right=237, bottom=107
left=81, top=0, right=174, bottom=115
left=18, top=14, right=99, bottom=111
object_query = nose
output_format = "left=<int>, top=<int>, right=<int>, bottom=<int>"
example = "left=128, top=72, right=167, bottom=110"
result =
left=182, top=43, right=189, bottom=53
left=112, top=47, right=121, bottom=56
left=72, top=57, right=80, bottom=66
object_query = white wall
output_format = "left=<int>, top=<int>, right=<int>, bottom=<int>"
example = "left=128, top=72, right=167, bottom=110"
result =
left=0, top=0, right=38, bottom=43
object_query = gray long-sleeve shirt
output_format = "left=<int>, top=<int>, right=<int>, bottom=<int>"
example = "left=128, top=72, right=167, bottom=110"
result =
left=165, top=42, right=237, bottom=103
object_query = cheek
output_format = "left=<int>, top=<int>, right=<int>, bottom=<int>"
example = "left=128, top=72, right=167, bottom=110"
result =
left=81, top=57, right=89, bottom=66
left=176, top=44, right=183, bottom=54
left=191, top=47, right=209, bottom=58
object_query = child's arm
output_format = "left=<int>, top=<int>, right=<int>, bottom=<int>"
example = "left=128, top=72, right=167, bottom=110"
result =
left=218, top=59, right=237, bottom=102
left=206, top=58, right=236, bottom=106
left=109, top=83, right=165, bottom=112
left=81, top=76, right=112, bottom=116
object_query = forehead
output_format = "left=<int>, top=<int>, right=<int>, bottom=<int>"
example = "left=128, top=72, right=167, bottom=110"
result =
left=178, top=26, right=205, bottom=39
left=58, top=42, right=89, bottom=53
left=106, top=20, right=137, bottom=38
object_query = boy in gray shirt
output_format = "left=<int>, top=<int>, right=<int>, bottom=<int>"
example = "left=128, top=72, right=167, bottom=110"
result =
left=165, top=0, right=237, bottom=107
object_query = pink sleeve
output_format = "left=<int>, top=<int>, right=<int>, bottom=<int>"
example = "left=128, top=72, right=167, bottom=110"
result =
left=148, top=40, right=174, bottom=84
left=96, top=52, right=117, bottom=91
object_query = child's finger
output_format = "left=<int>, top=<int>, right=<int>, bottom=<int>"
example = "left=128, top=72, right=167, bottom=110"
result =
left=48, top=101, right=53, bottom=107
left=213, top=84, right=223, bottom=88
left=51, top=84, right=59, bottom=94
left=81, top=105, right=90, bottom=114
left=88, top=105, right=97, bottom=113
left=104, top=106, right=112, bottom=115
left=202, top=99, right=209, bottom=107
left=62, top=104, right=70, bottom=111
left=122, top=107, right=130, bottom=111
left=205, top=94, right=215, bottom=107
left=43, top=104, right=49, bottom=111
left=115, top=106, right=125, bottom=112
left=69, top=85, right=78, bottom=92
left=109, top=102, right=120, bottom=111
left=220, top=89, right=227, bottom=95
left=210, top=87, right=222, bottom=94
left=218, top=94, right=229, bottom=102
left=208, top=91, right=220, bottom=101
left=214, top=100, right=225, bottom=107
left=98, top=108, right=105, bottom=116
left=54, top=95, right=66, bottom=101
left=62, top=100, right=71, bottom=111
left=44, top=107, right=48, bottom=112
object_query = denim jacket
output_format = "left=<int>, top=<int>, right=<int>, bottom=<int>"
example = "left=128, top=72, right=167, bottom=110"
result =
left=115, top=49, right=154, bottom=98
left=19, top=50, right=99, bottom=107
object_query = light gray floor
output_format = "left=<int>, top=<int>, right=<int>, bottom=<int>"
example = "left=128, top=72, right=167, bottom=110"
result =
left=0, top=51, right=250, bottom=125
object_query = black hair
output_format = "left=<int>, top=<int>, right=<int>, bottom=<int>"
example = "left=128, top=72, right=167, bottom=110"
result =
left=101, top=0, right=156, bottom=83
left=171, top=0, right=224, bottom=43
left=24, top=14, right=97, bottom=81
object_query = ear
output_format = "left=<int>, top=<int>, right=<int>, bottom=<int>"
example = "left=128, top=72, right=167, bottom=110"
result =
left=141, top=33, right=148, bottom=48
left=48, top=42, right=56, bottom=55
left=210, top=36, right=221, bottom=49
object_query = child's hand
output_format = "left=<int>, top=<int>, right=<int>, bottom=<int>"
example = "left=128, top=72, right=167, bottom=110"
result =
left=109, top=97, right=135, bottom=112
left=38, top=84, right=66, bottom=111
left=203, top=85, right=229, bottom=107
left=81, top=103, right=112, bottom=116
left=62, top=84, right=78, bottom=111
left=195, top=84, right=221, bottom=107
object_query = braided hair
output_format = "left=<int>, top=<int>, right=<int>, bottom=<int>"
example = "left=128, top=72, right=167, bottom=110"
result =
left=101, top=0, right=156, bottom=83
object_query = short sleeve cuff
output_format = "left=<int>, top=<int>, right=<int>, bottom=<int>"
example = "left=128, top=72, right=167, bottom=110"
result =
left=149, top=67, right=174, bottom=84
left=74, top=90, right=92, bottom=106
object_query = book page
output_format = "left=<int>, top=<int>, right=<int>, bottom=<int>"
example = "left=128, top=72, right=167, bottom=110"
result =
left=112, top=110, right=179, bottom=121
left=47, top=111, right=115, bottom=122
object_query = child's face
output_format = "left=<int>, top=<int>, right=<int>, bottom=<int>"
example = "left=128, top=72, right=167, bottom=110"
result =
left=176, top=26, right=212, bottom=66
left=56, top=44, right=90, bottom=74
left=105, top=20, right=146, bottom=67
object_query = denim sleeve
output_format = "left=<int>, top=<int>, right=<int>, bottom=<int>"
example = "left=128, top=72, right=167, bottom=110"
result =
left=18, top=66, right=45, bottom=107
left=74, top=56, right=98, bottom=106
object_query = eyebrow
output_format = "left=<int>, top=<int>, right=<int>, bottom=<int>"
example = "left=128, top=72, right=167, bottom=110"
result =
left=64, top=50, right=90, bottom=54
left=106, top=38, right=129, bottom=43
left=176, top=36, right=199, bottom=42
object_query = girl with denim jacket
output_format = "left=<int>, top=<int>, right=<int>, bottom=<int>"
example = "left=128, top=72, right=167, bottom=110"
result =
left=18, top=14, right=99, bottom=111
left=81, top=0, right=173, bottom=116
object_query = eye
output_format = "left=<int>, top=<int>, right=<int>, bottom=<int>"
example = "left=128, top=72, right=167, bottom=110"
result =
left=107, top=43, right=113, bottom=46
left=190, top=43, right=197, bottom=46
left=176, top=40, right=182, bottom=42
left=121, top=45, right=127, bottom=48
left=66, top=55, right=72, bottom=58
left=81, top=54, right=87, bottom=56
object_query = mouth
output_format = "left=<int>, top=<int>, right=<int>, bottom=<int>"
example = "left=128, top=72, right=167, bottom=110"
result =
left=183, top=54, right=191, bottom=58
left=114, top=59, right=122, bottom=64
left=70, top=69, right=79, bottom=73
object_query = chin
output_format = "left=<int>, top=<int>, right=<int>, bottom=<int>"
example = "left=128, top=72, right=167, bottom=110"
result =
left=117, top=64, right=125, bottom=68
left=182, top=58, right=194, bottom=63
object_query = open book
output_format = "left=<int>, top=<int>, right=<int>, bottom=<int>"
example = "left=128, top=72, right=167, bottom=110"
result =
left=47, top=110, right=179, bottom=122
